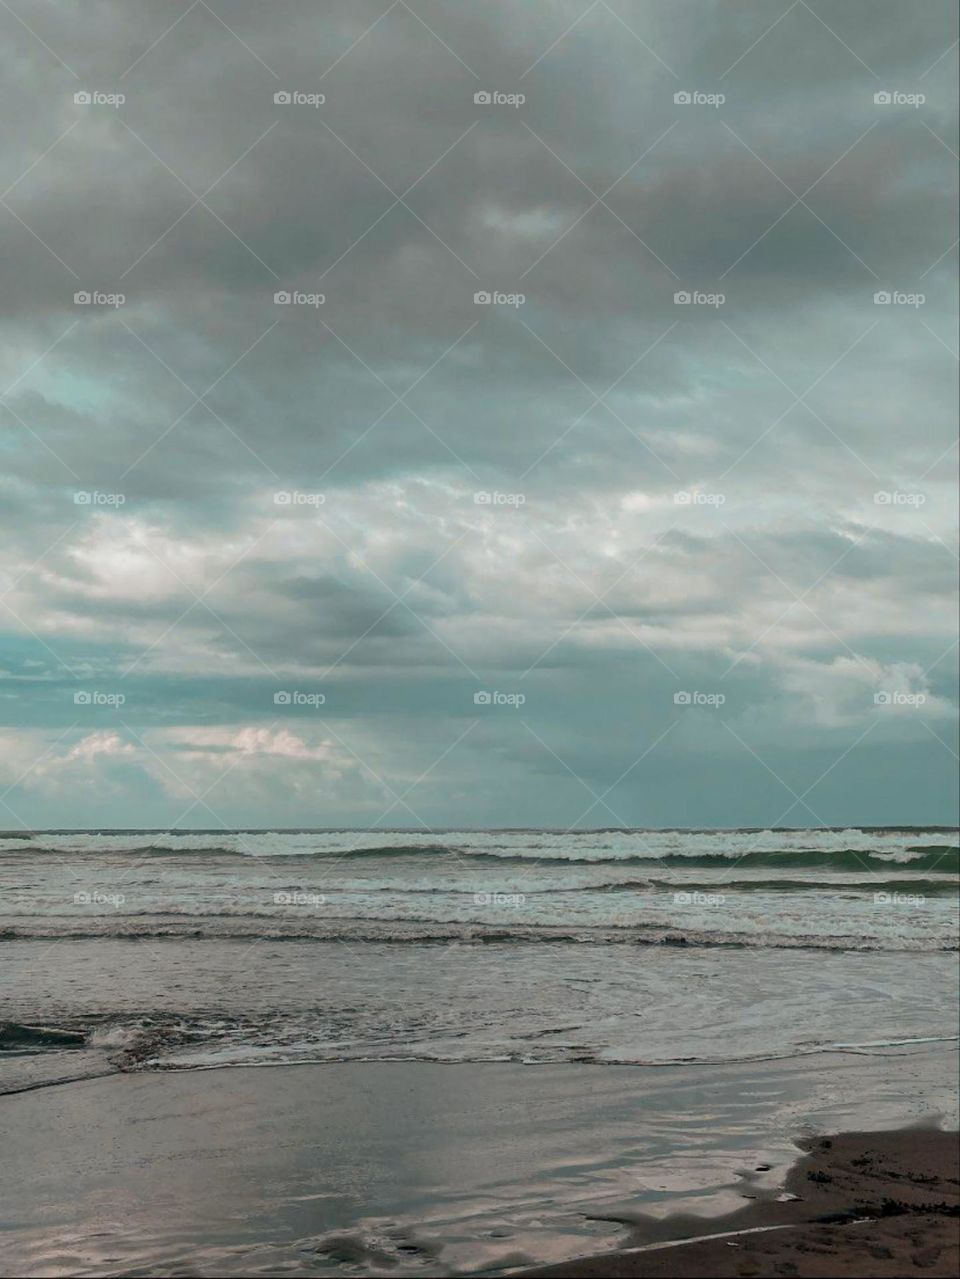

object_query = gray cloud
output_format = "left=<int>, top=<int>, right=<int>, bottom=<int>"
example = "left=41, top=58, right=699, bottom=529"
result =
left=0, top=0, right=956, bottom=828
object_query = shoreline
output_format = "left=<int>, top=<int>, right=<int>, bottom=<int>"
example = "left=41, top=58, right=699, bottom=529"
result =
left=3, top=1032, right=958, bottom=1100
left=517, top=1127, right=960, bottom=1278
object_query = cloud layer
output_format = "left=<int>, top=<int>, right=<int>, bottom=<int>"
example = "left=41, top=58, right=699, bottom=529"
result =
left=1, top=0, right=957, bottom=828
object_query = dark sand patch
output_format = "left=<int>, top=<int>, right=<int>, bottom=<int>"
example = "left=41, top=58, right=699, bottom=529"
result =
left=519, top=1127, right=959, bottom=1278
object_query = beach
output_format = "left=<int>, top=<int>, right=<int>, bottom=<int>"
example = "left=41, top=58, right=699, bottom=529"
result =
left=2, top=0, right=957, bottom=1271
left=1, top=1047, right=957, bottom=1276
left=2, top=827, right=957, bottom=1275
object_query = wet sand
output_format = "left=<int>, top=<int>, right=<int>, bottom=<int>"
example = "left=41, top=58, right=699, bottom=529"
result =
left=520, top=1127, right=960, bottom=1277
left=1, top=1053, right=956, bottom=1275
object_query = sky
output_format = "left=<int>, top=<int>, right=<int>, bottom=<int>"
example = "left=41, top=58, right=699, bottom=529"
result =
left=0, top=0, right=957, bottom=830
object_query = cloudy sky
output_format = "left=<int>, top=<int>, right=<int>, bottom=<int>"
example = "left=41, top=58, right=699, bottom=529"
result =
left=0, top=0, right=957, bottom=830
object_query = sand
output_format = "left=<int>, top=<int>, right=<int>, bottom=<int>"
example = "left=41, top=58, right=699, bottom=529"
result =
left=520, top=1127, right=959, bottom=1278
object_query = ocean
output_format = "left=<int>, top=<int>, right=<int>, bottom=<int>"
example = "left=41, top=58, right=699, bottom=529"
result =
left=2, top=826, right=957, bottom=1093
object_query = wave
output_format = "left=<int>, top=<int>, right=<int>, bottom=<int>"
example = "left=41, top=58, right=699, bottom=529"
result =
left=4, top=841, right=956, bottom=872
left=0, top=1022, right=86, bottom=1050
left=277, top=846, right=960, bottom=871
left=629, top=876, right=956, bottom=896
left=1, top=918, right=955, bottom=952
left=183, top=845, right=953, bottom=873
left=4, top=1033, right=956, bottom=1098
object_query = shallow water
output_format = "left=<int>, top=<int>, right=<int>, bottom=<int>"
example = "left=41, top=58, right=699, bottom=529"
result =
left=1, top=1049, right=956, bottom=1277
left=1, top=939, right=958, bottom=1093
